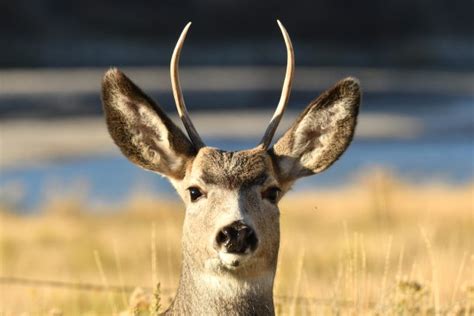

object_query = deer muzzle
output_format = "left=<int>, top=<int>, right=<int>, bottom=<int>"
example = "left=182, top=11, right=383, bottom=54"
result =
left=216, top=220, right=258, bottom=254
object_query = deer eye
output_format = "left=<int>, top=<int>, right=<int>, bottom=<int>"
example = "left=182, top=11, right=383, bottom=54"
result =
left=262, top=186, right=281, bottom=204
left=188, top=186, right=203, bottom=202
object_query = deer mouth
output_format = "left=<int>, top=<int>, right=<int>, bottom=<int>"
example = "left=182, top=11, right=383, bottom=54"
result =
left=218, top=251, right=251, bottom=270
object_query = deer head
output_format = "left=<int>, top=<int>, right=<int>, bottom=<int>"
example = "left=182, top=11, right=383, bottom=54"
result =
left=102, top=21, right=360, bottom=315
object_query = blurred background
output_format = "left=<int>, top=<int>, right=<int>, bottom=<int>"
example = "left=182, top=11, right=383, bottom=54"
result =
left=0, top=0, right=473, bottom=210
left=0, top=1, right=473, bottom=314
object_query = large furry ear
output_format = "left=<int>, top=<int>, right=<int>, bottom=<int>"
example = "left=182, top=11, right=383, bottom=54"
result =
left=271, top=77, right=361, bottom=183
left=101, top=68, right=196, bottom=179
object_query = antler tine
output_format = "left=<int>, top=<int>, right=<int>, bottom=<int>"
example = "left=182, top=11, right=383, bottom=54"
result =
left=259, top=20, right=295, bottom=149
left=171, top=22, right=205, bottom=148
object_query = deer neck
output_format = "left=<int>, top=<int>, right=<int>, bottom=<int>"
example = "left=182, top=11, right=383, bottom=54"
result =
left=165, top=259, right=276, bottom=315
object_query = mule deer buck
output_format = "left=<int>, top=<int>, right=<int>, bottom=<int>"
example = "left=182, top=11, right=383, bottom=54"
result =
left=102, top=21, right=361, bottom=315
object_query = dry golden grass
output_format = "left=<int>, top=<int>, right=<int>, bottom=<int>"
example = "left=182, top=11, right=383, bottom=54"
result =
left=0, top=169, right=473, bottom=315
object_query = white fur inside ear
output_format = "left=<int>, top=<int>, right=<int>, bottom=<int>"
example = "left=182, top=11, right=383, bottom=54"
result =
left=103, top=69, right=196, bottom=178
left=137, top=105, right=170, bottom=146
left=114, top=95, right=174, bottom=168
left=294, top=100, right=349, bottom=169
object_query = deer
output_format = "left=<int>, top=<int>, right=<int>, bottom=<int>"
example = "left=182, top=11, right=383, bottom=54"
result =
left=101, top=21, right=361, bottom=316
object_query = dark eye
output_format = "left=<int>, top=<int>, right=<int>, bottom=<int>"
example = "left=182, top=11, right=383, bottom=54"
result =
left=188, top=186, right=203, bottom=202
left=262, top=187, right=281, bottom=204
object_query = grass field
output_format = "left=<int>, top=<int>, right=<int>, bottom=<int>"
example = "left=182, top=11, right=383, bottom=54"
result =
left=0, top=169, right=473, bottom=315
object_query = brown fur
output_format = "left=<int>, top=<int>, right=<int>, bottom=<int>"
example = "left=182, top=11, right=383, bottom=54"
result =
left=102, top=69, right=196, bottom=179
left=272, top=77, right=361, bottom=182
left=197, top=148, right=271, bottom=189
left=101, top=67, right=361, bottom=316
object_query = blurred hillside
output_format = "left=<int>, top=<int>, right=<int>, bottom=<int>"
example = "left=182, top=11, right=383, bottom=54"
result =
left=0, top=1, right=472, bottom=207
left=1, top=0, right=472, bottom=69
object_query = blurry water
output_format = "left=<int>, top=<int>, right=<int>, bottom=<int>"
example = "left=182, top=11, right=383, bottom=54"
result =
left=1, top=137, right=472, bottom=211
left=1, top=85, right=473, bottom=211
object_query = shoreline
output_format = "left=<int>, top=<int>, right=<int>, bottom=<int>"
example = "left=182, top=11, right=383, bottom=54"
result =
left=1, top=66, right=473, bottom=95
left=0, top=112, right=422, bottom=169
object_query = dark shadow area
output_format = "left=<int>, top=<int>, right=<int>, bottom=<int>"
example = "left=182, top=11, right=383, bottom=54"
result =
left=1, top=0, right=472, bottom=69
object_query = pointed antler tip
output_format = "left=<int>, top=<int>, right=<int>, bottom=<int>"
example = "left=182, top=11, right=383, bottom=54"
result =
left=182, top=22, right=192, bottom=33
left=277, top=20, right=288, bottom=34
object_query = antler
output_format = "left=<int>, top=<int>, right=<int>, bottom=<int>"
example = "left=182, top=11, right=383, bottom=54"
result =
left=171, top=21, right=293, bottom=149
left=259, top=20, right=295, bottom=149
left=171, top=22, right=205, bottom=148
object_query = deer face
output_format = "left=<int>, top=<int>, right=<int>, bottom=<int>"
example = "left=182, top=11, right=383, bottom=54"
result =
left=172, top=147, right=281, bottom=277
left=101, top=22, right=361, bottom=281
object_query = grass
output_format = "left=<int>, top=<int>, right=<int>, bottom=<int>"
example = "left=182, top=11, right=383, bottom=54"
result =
left=0, top=169, right=473, bottom=315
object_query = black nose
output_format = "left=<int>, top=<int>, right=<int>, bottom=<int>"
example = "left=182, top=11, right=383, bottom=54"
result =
left=216, top=221, right=258, bottom=254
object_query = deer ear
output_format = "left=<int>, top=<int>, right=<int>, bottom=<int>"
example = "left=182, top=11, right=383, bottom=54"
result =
left=101, top=68, right=196, bottom=179
left=271, top=77, right=361, bottom=183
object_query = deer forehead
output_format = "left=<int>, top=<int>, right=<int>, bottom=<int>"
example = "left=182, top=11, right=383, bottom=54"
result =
left=188, top=147, right=276, bottom=190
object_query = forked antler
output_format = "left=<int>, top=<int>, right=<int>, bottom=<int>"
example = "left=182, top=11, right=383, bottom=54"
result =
left=171, top=22, right=206, bottom=148
left=259, top=20, right=295, bottom=149
left=171, top=21, right=294, bottom=150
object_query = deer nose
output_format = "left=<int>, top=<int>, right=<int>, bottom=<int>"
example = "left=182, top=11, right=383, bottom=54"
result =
left=216, top=221, right=258, bottom=254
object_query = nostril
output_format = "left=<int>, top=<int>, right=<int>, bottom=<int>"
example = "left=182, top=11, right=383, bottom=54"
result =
left=245, top=229, right=258, bottom=251
left=216, top=221, right=258, bottom=254
left=216, top=229, right=229, bottom=245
